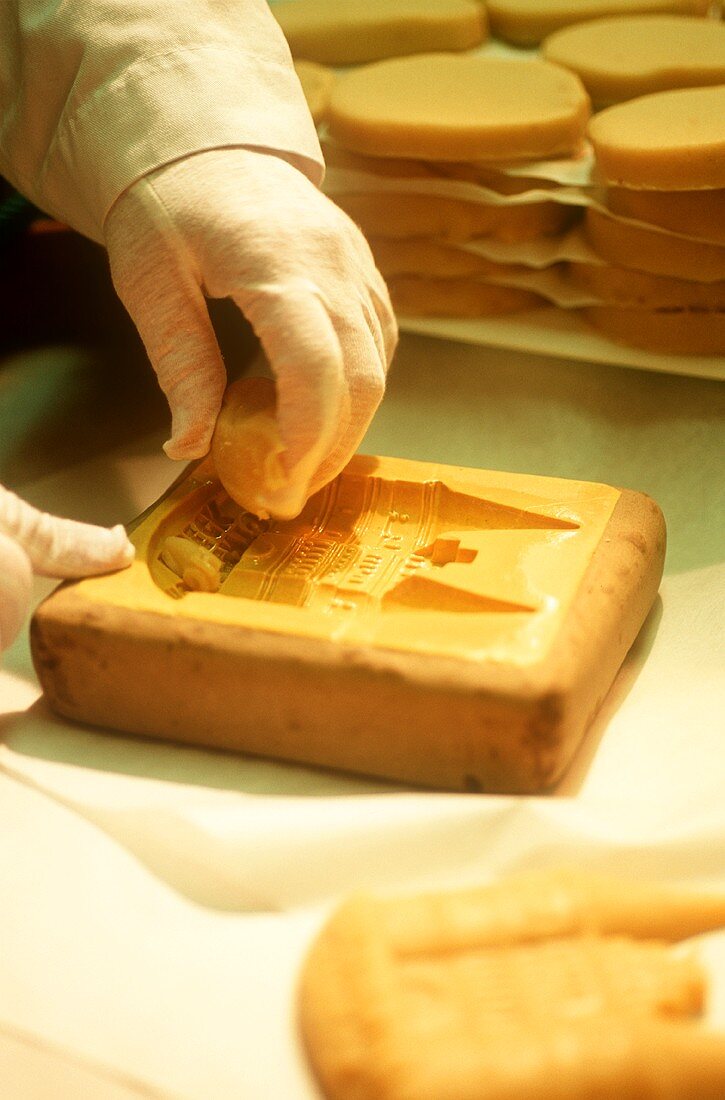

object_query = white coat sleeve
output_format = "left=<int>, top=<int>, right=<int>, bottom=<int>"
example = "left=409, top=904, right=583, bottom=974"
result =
left=0, top=0, right=324, bottom=242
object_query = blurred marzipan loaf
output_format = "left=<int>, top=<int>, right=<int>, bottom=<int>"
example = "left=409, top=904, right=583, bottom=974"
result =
left=327, top=54, right=591, bottom=161
left=542, top=15, right=725, bottom=107
left=272, top=0, right=487, bottom=66
left=486, top=0, right=710, bottom=46
left=31, top=447, right=665, bottom=794
left=298, top=868, right=725, bottom=1100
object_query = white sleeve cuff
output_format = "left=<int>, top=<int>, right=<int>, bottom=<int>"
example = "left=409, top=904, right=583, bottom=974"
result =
left=37, top=47, right=324, bottom=242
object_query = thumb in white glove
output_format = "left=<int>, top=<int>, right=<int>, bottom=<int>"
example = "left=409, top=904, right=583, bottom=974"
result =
left=104, top=148, right=397, bottom=520
left=0, top=485, right=134, bottom=653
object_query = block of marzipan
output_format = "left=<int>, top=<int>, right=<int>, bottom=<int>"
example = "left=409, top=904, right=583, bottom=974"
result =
left=333, top=191, right=572, bottom=244
left=385, top=274, right=545, bottom=318
left=583, top=304, right=725, bottom=356
left=298, top=868, right=725, bottom=1100
left=541, top=15, right=725, bottom=108
left=584, top=207, right=725, bottom=283
left=31, top=454, right=665, bottom=794
left=606, top=187, right=725, bottom=247
left=272, top=0, right=487, bottom=67
left=567, top=261, right=725, bottom=310
left=326, top=54, right=591, bottom=162
left=367, top=237, right=530, bottom=280
left=486, top=0, right=710, bottom=47
left=587, top=84, right=725, bottom=190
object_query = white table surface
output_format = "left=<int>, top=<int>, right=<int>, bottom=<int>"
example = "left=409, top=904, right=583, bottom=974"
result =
left=1, top=332, right=724, bottom=1098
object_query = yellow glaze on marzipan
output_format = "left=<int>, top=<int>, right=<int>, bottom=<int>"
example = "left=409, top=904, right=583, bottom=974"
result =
left=77, top=455, right=619, bottom=665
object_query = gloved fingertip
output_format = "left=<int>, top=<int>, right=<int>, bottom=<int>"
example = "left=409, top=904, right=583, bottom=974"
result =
left=110, top=526, right=136, bottom=569
left=163, top=432, right=212, bottom=462
left=162, top=401, right=220, bottom=461
left=66, top=524, right=136, bottom=578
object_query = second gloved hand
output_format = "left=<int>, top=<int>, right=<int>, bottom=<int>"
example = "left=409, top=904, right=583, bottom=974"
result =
left=104, top=148, right=398, bottom=519
left=0, top=485, right=134, bottom=654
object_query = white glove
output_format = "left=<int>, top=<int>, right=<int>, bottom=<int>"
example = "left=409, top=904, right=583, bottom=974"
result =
left=0, top=485, right=134, bottom=653
left=104, top=147, right=397, bottom=519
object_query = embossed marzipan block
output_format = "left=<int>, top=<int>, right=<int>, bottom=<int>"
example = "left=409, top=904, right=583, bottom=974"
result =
left=30, top=455, right=665, bottom=793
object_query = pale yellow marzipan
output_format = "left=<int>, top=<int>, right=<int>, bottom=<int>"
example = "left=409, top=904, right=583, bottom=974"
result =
left=588, top=85, right=725, bottom=190
left=327, top=54, right=590, bottom=162
left=543, top=16, right=725, bottom=107
left=488, top=0, right=710, bottom=46
left=273, top=0, right=487, bottom=66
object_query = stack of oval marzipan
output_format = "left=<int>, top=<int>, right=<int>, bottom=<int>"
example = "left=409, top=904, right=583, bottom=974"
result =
left=276, top=0, right=725, bottom=352
left=322, top=51, right=591, bottom=319
left=583, top=81, right=725, bottom=354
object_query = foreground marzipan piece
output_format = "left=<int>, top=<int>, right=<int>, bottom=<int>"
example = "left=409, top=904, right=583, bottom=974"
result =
left=210, top=377, right=286, bottom=519
left=588, top=85, right=725, bottom=190
left=298, top=868, right=725, bottom=1100
left=273, top=0, right=487, bottom=65
left=543, top=15, right=725, bottom=106
left=486, top=0, right=710, bottom=46
left=583, top=305, right=725, bottom=355
left=584, top=208, right=725, bottom=283
left=607, top=187, right=725, bottom=247
left=327, top=55, right=591, bottom=161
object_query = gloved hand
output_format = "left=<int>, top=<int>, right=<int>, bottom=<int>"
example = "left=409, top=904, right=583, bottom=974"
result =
left=104, top=147, right=398, bottom=520
left=0, top=485, right=134, bottom=652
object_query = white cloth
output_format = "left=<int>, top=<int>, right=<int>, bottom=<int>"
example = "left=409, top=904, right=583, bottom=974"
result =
left=105, top=148, right=397, bottom=516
